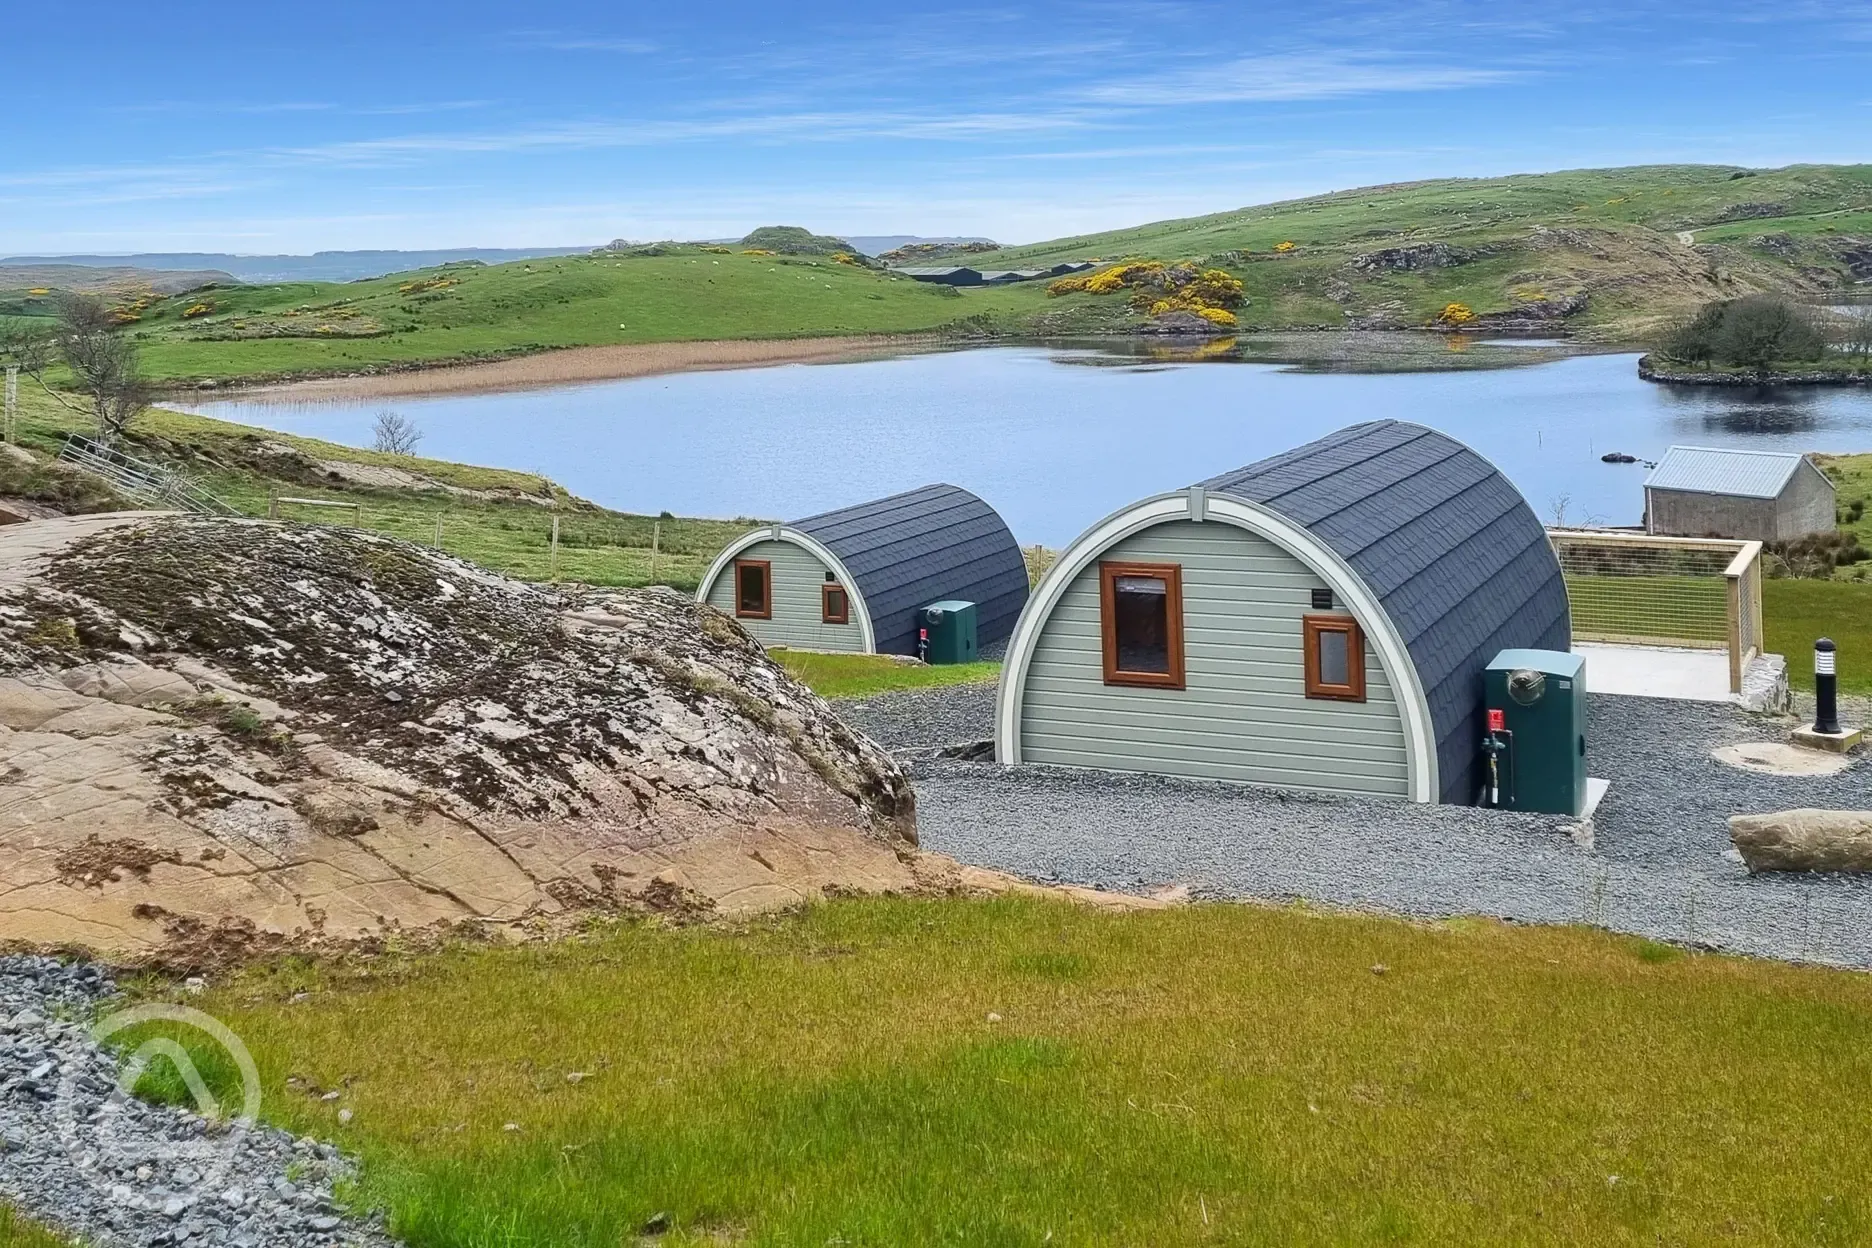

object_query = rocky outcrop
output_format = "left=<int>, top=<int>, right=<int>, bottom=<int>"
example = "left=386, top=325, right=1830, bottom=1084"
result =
left=0, top=515, right=918, bottom=966
left=1348, top=242, right=1488, bottom=272
left=1729, top=809, right=1872, bottom=873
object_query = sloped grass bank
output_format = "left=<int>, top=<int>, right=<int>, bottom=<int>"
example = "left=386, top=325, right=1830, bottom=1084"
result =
left=137, top=897, right=1872, bottom=1247
left=772, top=651, right=1000, bottom=699
left=5, top=384, right=749, bottom=590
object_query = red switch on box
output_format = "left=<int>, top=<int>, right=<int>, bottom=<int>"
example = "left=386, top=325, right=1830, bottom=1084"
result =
left=1487, top=709, right=1505, bottom=732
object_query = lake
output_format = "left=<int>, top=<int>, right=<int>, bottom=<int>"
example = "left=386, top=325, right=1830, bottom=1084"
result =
left=182, top=342, right=1872, bottom=546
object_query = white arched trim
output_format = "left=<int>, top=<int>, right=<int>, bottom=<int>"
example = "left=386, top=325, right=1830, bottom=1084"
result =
left=993, top=491, right=1440, bottom=803
left=696, top=527, right=877, bottom=653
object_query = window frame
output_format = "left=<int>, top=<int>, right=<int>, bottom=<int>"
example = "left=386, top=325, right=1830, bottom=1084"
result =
left=1303, top=612, right=1366, bottom=702
left=732, top=558, right=773, bottom=620
left=1098, top=560, right=1185, bottom=690
left=821, top=581, right=850, bottom=625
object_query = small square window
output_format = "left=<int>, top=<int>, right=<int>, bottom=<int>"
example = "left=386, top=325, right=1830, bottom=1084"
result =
left=1099, top=561, right=1185, bottom=689
left=1303, top=614, right=1365, bottom=701
left=822, top=582, right=849, bottom=625
left=733, top=559, right=771, bottom=619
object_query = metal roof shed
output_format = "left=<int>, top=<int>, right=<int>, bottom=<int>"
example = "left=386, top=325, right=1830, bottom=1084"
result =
left=1644, top=446, right=1836, bottom=542
left=894, top=266, right=984, bottom=286
left=699, top=484, right=1029, bottom=657
left=996, top=421, right=1571, bottom=804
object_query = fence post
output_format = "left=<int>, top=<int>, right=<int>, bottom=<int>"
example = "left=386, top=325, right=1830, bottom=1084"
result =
left=3, top=365, right=16, bottom=444
left=651, top=519, right=661, bottom=582
left=434, top=516, right=443, bottom=550
left=268, top=489, right=280, bottom=520
left=550, top=514, right=560, bottom=582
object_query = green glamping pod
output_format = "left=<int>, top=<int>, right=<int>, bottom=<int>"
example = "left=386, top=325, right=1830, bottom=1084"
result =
left=1482, top=649, right=1587, bottom=815
left=918, top=600, right=979, bottom=665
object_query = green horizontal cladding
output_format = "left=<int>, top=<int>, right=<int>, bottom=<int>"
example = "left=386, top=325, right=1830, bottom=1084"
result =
left=1019, top=520, right=1411, bottom=798
left=705, top=539, right=866, bottom=654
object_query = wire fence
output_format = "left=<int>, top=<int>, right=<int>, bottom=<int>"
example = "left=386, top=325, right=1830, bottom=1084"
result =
left=1548, top=529, right=1764, bottom=692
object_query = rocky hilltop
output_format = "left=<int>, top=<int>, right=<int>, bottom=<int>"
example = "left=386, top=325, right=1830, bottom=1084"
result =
left=0, top=515, right=919, bottom=966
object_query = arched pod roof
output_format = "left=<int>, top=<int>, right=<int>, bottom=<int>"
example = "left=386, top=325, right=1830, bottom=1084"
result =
left=1199, top=420, right=1570, bottom=804
left=790, top=484, right=1029, bottom=655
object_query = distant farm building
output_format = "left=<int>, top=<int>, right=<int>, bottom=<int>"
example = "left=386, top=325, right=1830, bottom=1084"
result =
left=698, top=484, right=1029, bottom=656
left=1644, top=446, right=1836, bottom=542
left=896, top=267, right=984, bottom=286
left=995, top=421, right=1571, bottom=804
left=895, top=261, right=1095, bottom=285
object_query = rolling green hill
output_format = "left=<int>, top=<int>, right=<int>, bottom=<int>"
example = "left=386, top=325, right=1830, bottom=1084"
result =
left=982, top=163, right=1872, bottom=339
left=0, top=248, right=1048, bottom=385
left=5, top=165, right=1869, bottom=385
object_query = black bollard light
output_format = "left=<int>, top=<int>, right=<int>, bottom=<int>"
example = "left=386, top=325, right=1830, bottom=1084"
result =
left=1814, top=638, right=1841, bottom=736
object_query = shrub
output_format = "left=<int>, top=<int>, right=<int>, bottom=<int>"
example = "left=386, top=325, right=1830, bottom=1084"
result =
left=1658, top=295, right=1826, bottom=370
left=1195, top=307, right=1238, bottom=327
left=182, top=302, right=215, bottom=319
left=1437, top=303, right=1478, bottom=326
left=1274, top=241, right=1297, bottom=253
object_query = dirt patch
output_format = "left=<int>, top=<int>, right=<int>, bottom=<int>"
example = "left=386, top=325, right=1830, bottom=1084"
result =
left=218, top=335, right=933, bottom=401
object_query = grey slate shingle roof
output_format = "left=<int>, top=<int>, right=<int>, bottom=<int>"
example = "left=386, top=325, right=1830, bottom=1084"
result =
left=792, top=484, right=1030, bottom=656
left=1201, top=420, right=1571, bottom=805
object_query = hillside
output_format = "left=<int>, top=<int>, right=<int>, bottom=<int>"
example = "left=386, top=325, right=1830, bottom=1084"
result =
left=13, top=247, right=1043, bottom=385
left=6, top=165, right=1870, bottom=386
left=978, top=163, right=1872, bottom=339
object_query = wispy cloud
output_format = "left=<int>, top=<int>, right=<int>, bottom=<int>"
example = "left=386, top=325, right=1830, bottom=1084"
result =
left=507, top=30, right=659, bottom=54
left=1075, top=51, right=1522, bottom=105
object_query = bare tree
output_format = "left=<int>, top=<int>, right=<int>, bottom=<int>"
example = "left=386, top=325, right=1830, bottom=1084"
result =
left=0, top=319, right=81, bottom=413
left=56, top=293, right=148, bottom=443
left=371, top=410, right=423, bottom=455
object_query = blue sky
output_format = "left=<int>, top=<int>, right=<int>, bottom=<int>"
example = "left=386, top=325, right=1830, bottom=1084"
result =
left=5, top=1, right=1870, bottom=254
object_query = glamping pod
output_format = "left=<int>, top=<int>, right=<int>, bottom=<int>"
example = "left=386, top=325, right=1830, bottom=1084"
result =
left=698, top=483, right=1029, bottom=657
left=995, top=421, right=1571, bottom=804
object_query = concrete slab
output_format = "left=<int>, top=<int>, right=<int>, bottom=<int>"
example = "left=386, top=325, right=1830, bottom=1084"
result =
left=1713, top=741, right=1856, bottom=777
left=1574, top=643, right=1732, bottom=703
left=1792, top=725, right=1866, bottom=754
left=1583, top=777, right=1611, bottom=818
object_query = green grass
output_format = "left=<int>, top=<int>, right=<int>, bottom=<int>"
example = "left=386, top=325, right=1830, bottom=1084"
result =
left=9, top=165, right=1870, bottom=385
left=0, top=1210, right=74, bottom=1248
left=128, top=896, right=1872, bottom=1247
left=6, top=249, right=1049, bottom=385
left=6, top=383, right=750, bottom=590
left=772, top=651, right=1001, bottom=699
left=1765, top=579, right=1872, bottom=692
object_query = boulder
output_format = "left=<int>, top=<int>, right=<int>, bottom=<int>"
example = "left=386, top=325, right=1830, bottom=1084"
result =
left=1728, top=809, right=1872, bottom=873
left=0, top=515, right=919, bottom=966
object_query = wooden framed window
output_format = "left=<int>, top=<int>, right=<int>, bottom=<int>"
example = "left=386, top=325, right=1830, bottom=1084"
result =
left=821, top=582, right=850, bottom=625
left=1099, top=561, right=1185, bottom=689
left=733, top=559, right=772, bottom=619
left=1303, top=613, right=1366, bottom=701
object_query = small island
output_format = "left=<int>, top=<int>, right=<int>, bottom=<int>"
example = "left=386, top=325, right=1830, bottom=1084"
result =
left=1641, top=293, right=1872, bottom=385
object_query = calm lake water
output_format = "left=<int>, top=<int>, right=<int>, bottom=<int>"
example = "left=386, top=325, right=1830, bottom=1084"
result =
left=184, top=344, right=1872, bottom=546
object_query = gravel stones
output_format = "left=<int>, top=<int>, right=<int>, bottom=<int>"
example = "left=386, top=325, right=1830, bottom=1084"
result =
left=860, top=683, right=1872, bottom=967
left=0, top=955, right=396, bottom=1247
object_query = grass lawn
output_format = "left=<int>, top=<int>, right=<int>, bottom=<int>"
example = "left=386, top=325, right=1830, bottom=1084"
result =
left=772, top=651, right=1001, bottom=699
left=130, top=896, right=1872, bottom=1247
left=1765, top=578, right=1872, bottom=692
left=0, top=1210, right=71, bottom=1248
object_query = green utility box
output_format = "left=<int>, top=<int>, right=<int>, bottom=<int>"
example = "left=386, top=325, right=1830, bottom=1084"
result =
left=919, top=600, right=979, bottom=665
left=1483, top=649, right=1587, bottom=816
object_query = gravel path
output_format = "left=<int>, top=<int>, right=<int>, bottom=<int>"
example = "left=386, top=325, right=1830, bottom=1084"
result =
left=846, top=684, right=1872, bottom=967
left=0, top=957, right=396, bottom=1247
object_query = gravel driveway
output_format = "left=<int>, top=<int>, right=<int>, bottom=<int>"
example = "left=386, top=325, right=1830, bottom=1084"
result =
left=838, top=685, right=1872, bottom=967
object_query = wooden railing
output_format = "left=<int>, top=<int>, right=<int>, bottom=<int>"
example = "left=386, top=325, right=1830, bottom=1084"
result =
left=1546, top=529, right=1764, bottom=694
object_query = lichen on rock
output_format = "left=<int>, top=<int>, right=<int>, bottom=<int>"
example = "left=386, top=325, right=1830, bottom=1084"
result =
left=0, top=514, right=918, bottom=967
